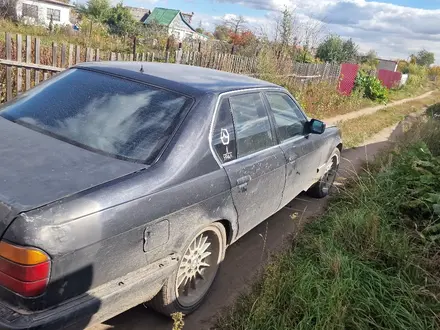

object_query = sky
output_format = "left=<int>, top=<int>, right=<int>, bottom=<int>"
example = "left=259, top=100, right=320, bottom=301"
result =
left=123, top=0, right=440, bottom=62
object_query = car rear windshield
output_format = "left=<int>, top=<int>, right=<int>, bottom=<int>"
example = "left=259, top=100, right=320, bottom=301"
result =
left=0, top=69, right=192, bottom=164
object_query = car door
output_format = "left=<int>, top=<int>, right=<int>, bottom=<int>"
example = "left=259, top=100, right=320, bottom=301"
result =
left=263, top=91, right=322, bottom=206
left=212, top=92, right=286, bottom=239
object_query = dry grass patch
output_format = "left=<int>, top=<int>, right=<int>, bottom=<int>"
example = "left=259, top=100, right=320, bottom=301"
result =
left=339, top=91, right=440, bottom=148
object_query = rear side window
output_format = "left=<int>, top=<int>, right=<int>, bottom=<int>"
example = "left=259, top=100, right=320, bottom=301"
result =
left=212, top=98, right=236, bottom=163
left=229, top=93, right=274, bottom=158
left=265, top=92, right=306, bottom=141
left=0, top=69, right=191, bottom=164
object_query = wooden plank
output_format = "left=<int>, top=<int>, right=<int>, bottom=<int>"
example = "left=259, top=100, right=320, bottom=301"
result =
left=117, top=53, right=122, bottom=61
left=16, top=34, right=22, bottom=94
left=0, top=59, right=63, bottom=71
left=111, top=52, right=116, bottom=61
left=25, top=36, right=31, bottom=90
left=147, top=52, right=150, bottom=62
left=142, top=53, right=146, bottom=61
left=61, top=44, right=66, bottom=68
left=75, top=45, right=80, bottom=64
left=43, top=72, right=48, bottom=81
left=86, top=48, right=91, bottom=62
left=95, top=49, right=100, bottom=61
left=52, top=42, right=57, bottom=67
left=123, top=53, right=128, bottom=61
left=5, top=32, right=12, bottom=101
left=129, top=54, right=134, bottom=61
left=166, top=51, right=170, bottom=63
left=152, top=53, right=155, bottom=62
left=68, top=44, right=73, bottom=67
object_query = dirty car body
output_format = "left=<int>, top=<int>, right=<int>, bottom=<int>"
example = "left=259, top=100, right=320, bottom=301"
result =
left=0, top=63, right=342, bottom=329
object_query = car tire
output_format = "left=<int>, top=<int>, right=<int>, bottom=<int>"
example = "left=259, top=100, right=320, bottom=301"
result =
left=149, top=222, right=227, bottom=316
left=307, top=148, right=340, bottom=198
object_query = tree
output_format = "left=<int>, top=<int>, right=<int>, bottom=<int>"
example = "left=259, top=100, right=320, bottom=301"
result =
left=106, top=3, right=137, bottom=36
left=316, top=35, right=359, bottom=63
left=195, top=20, right=204, bottom=34
left=360, top=49, right=379, bottom=71
left=414, top=49, right=435, bottom=67
left=361, top=50, right=378, bottom=64
left=229, top=30, right=256, bottom=47
left=224, top=15, right=246, bottom=34
left=342, top=38, right=359, bottom=62
left=214, top=25, right=230, bottom=41
left=0, top=0, right=18, bottom=20
left=279, top=8, right=293, bottom=52
left=76, top=0, right=111, bottom=23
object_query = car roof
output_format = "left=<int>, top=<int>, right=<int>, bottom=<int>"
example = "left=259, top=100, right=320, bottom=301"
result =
left=75, top=62, right=279, bottom=96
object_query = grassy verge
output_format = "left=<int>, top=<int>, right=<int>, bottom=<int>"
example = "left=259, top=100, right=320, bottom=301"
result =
left=339, top=90, right=440, bottom=148
left=281, top=79, right=438, bottom=120
left=216, top=118, right=440, bottom=330
left=388, top=80, right=438, bottom=102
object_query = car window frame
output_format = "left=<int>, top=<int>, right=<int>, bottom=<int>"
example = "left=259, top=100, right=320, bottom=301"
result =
left=209, top=88, right=283, bottom=167
left=262, top=91, right=309, bottom=144
left=227, top=91, right=278, bottom=160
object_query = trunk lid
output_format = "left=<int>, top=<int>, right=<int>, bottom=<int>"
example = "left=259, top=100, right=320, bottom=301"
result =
left=0, top=117, right=146, bottom=236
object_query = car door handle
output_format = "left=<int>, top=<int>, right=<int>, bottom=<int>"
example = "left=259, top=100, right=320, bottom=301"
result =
left=288, top=156, right=296, bottom=163
left=237, top=175, right=251, bottom=193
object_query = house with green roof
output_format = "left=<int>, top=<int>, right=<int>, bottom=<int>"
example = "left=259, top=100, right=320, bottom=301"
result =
left=144, top=7, right=208, bottom=42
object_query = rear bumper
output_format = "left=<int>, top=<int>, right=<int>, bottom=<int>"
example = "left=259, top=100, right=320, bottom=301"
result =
left=0, top=255, right=178, bottom=330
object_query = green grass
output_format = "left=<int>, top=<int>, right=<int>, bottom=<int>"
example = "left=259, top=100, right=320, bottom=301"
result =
left=216, top=119, right=440, bottom=330
left=388, top=80, right=438, bottom=102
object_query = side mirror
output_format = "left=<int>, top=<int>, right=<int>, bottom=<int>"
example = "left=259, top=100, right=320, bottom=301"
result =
left=308, top=119, right=326, bottom=134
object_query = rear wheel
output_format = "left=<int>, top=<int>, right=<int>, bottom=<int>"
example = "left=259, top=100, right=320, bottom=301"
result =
left=149, top=222, right=226, bottom=316
left=308, top=148, right=340, bottom=198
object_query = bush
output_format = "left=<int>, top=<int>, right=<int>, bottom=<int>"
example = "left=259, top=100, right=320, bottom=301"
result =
left=355, top=70, right=388, bottom=103
left=426, top=103, right=440, bottom=120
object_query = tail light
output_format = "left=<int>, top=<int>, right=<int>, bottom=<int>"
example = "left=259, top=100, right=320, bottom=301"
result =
left=0, top=241, right=50, bottom=297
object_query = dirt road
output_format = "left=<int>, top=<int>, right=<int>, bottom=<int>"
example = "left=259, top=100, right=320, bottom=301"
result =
left=88, top=138, right=392, bottom=330
left=323, top=90, right=434, bottom=125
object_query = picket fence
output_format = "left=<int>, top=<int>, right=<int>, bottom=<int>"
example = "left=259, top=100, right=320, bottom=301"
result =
left=0, top=32, right=341, bottom=103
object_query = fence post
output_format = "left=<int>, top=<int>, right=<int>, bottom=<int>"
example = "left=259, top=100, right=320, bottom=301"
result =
left=132, top=36, right=137, bottom=60
left=176, top=49, right=183, bottom=64
left=68, top=44, right=73, bottom=67
left=5, top=32, right=12, bottom=101
left=25, top=36, right=31, bottom=90
left=52, top=42, right=57, bottom=67
left=61, top=44, right=66, bottom=68
left=34, top=37, right=40, bottom=86
left=16, top=34, right=22, bottom=95
left=75, top=45, right=80, bottom=64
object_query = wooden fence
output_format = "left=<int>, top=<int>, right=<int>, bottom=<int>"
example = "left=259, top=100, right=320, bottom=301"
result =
left=0, top=32, right=341, bottom=104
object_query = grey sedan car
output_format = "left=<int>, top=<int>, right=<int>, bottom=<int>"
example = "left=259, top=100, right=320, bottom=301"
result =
left=0, top=62, right=341, bottom=329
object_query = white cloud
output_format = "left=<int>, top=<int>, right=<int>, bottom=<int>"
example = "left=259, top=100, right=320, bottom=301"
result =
left=211, top=0, right=440, bottom=62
